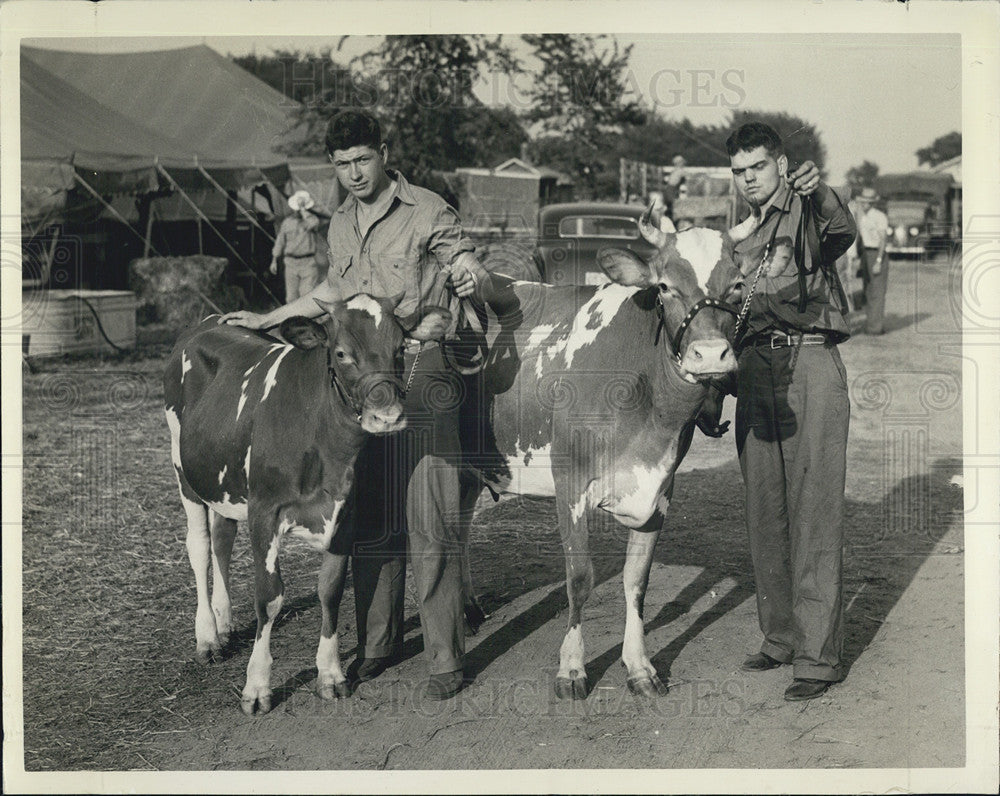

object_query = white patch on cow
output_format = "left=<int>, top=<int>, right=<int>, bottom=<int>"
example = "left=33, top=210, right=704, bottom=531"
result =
left=243, top=446, right=252, bottom=487
left=674, top=228, right=723, bottom=292
left=316, top=633, right=346, bottom=690
left=558, top=624, right=585, bottom=678
left=346, top=294, right=383, bottom=327
left=217, top=465, right=227, bottom=486
left=206, top=492, right=248, bottom=523
left=599, top=440, right=679, bottom=529
left=181, top=350, right=192, bottom=384
left=501, top=443, right=556, bottom=497
left=570, top=490, right=590, bottom=524
left=261, top=345, right=293, bottom=404
left=547, top=284, right=637, bottom=370
left=237, top=375, right=253, bottom=420
left=522, top=324, right=558, bottom=378
left=165, top=408, right=183, bottom=469
left=320, top=502, right=345, bottom=550
left=242, top=594, right=283, bottom=707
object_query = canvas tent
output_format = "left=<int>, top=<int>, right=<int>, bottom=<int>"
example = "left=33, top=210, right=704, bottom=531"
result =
left=20, top=43, right=338, bottom=291
left=21, top=44, right=339, bottom=223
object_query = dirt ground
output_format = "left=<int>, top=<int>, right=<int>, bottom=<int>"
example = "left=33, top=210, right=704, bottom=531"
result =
left=14, top=249, right=976, bottom=780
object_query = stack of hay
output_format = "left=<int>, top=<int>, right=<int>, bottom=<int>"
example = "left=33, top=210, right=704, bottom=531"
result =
left=129, top=255, right=246, bottom=328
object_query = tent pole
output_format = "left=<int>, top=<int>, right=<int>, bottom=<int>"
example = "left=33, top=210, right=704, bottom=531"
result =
left=72, top=172, right=164, bottom=258
left=144, top=200, right=156, bottom=258
left=195, top=164, right=276, bottom=242
left=157, top=164, right=280, bottom=307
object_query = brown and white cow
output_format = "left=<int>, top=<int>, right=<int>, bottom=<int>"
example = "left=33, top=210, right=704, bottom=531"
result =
left=164, top=295, right=450, bottom=715
left=459, top=216, right=754, bottom=699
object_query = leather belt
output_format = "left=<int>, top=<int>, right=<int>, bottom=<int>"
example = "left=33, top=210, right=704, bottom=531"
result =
left=753, top=332, right=830, bottom=349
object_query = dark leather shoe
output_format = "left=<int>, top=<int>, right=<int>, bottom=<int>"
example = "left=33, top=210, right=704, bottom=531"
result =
left=354, top=656, right=393, bottom=683
left=423, top=670, right=467, bottom=701
left=784, top=678, right=832, bottom=701
left=740, top=652, right=785, bottom=672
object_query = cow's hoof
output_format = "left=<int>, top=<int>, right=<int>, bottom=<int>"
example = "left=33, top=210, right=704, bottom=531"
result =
left=195, top=643, right=223, bottom=664
left=554, top=671, right=588, bottom=700
left=463, top=599, right=488, bottom=636
left=626, top=673, right=668, bottom=697
left=317, top=679, right=352, bottom=700
left=240, top=689, right=272, bottom=716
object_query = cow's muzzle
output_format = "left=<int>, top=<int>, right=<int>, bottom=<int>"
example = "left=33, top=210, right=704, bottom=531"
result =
left=678, top=338, right=737, bottom=380
left=358, top=377, right=407, bottom=434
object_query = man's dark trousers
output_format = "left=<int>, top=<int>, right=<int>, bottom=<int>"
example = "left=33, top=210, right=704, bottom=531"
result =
left=735, top=341, right=850, bottom=682
left=349, top=344, right=465, bottom=676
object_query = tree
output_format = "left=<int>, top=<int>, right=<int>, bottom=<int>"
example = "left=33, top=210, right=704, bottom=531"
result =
left=231, top=38, right=529, bottom=183
left=618, top=116, right=731, bottom=167
left=521, top=35, right=646, bottom=199
left=845, top=160, right=880, bottom=192
left=916, top=131, right=961, bottom=167
left=346, top=35, right=527, bottom=185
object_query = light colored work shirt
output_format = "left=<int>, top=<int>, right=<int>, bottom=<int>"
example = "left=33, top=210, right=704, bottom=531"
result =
left=856, top=206, right=889, bottom=249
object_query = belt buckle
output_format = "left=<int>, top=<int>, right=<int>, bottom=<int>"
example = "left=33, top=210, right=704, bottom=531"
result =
left=770, top=334, right=786, bottom=349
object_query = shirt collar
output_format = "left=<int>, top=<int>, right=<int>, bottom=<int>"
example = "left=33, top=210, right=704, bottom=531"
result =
left=760, top=180, right=792, bottom=219
left=335, top=169, right=415, bottom=214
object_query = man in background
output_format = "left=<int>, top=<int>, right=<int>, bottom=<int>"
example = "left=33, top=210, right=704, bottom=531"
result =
left=270, top=190, right=322, bottom=303
left=854, top=186, right=890, bottom=335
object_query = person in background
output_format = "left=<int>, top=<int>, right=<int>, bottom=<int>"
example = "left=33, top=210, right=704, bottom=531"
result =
left=270, top=190, right=322, bottom=303
left=220, top=110, right=493, bottom=701
left=726, top=121, right=856, bottom=703
left=854, top=187, right=890, bottom=335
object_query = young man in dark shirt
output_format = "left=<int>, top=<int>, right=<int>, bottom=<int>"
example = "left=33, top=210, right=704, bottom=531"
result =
left=726, top=122, right=856, bottom=701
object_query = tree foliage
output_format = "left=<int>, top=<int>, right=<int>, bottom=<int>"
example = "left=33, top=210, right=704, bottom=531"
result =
left=845, top=160, right=880, bottom=192
left=521, top=35, right=646, bottom=199
left=916, top=131, right=961, bottom=167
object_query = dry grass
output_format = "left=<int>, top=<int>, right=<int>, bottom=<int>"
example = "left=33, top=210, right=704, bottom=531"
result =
left=17, top=255, right=966, bottom=770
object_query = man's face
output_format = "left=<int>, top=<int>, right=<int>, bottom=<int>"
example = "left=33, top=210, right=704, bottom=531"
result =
left=730, top=146, right=787, bottom=207
left=330, top=143, right=388, bottom=202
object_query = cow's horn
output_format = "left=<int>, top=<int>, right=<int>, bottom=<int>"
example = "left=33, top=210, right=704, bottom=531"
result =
left=727, top=210, right=762, bottom=244
left=638, top=202, right=668, bottom=249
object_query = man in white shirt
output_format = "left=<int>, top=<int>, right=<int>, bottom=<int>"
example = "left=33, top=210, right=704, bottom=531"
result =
left=854, top=187, right=890, bottom=334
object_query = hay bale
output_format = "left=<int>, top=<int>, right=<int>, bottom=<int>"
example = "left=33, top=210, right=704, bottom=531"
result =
left=129, top=255, right=245, bottom=327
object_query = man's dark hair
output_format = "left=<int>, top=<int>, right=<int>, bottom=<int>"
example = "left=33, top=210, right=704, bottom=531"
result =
left=325, top=110, right=383, bottom=155
left=725, top=122, right=783, bottom=158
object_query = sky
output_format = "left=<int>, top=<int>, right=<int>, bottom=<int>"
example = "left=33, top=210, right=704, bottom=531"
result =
left=24, top=33, right=962, bottom=184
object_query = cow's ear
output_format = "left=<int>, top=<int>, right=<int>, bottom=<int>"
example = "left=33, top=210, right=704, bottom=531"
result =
left=280, top=316, right=328, bottom=350
left=597, top=248, right=655, bottom=287
left=313, top=297, right=348, bottom=328
left=401, top=306, right=452, bottom=341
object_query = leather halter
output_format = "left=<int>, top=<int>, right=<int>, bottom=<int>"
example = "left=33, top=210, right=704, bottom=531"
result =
left=326, top=349, right=406, bottom=424
left=657, top=293, right=739, bottom=361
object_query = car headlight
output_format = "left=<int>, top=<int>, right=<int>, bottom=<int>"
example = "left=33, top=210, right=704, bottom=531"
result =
left=909, top=226, right=919, bottom=237
left=886, top=226, right=894, bottom=235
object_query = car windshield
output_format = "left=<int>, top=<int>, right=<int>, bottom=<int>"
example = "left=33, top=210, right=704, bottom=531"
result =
left=558, top=215, right=639, bottom=239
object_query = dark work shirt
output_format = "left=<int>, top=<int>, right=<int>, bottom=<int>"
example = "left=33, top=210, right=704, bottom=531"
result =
left=734, top=181, right=856, bottom=341
left=325, top=170, right=475, bottom=327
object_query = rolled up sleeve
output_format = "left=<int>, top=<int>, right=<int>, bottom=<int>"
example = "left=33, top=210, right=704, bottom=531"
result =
left=811, top=183, right=857, bottom=263
left=427, top=202, right=476, bottom=270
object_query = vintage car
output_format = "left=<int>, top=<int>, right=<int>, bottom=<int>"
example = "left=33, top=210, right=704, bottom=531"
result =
left=535, top=202, right=659, bottom=286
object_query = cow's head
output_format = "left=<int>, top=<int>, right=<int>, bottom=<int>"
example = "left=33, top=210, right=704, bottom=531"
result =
left=279, top=294, right=451, bottom=434
left=596, top=208, right=753, bottom=383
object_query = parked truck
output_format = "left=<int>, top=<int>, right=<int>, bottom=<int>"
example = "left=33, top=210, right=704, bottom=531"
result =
left=874, top=172, right=960, bottom=256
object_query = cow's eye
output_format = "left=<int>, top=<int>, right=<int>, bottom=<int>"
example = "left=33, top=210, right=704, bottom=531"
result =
left=725, top=283, right=744, bottom=303
left=335, top=349, right=354, bottom=364
left=657, top=283, right=678, bottom=298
